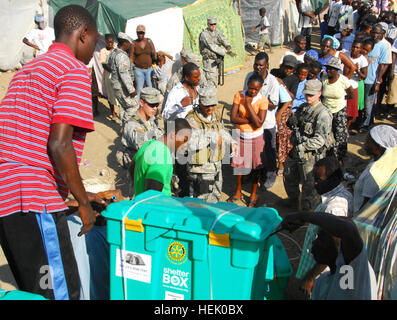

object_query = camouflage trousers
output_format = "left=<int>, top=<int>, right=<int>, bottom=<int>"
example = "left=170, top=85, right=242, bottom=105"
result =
left=187, top=162, right=222, bottom=203
left=114, top=90, right=138, bottom=127
left=202, top=59, right=218, bottom=88
left=331, top=107, right=348, bottom=161
left=283, top=152, right=324, bottom=210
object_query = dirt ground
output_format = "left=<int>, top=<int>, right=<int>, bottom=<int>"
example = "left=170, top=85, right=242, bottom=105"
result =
left=0, top=27, right=396, bottom=299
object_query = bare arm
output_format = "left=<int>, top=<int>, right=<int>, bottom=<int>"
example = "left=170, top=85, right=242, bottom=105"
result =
left=230, top=102, right=250, bottom=125
left=245, top=98, right=266, bottom=129
left=23, top=37, right=39, bottom=51
left=340, top=52, right=356, bottom=79
left=48, top=123, right=96, bottom=236
left=345, top=85, right=355, bottom=100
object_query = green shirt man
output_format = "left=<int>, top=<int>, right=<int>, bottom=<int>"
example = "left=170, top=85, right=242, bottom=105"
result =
left=133, top=139, right=173, bottom=196
left=129, top=118, right=192, bottom=198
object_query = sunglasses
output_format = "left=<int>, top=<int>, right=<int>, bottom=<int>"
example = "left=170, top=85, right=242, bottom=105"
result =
left=209, top=23, right=216, bottom=26
left=137, top=31, right=145, bottom=35
left=146, top=102, right=159, bottom=108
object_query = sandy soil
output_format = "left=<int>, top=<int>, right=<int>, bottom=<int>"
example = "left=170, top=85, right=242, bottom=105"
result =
left=0, top=27, right=396, bottom=299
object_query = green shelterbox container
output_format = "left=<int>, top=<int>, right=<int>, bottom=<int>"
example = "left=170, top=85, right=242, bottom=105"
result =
left=101, top=190, right=292, bottom=300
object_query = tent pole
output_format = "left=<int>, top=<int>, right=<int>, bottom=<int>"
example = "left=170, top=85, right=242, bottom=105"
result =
left=238, top=0, right=241, bottom=16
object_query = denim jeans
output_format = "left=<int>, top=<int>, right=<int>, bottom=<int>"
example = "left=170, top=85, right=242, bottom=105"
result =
left=363, top=83, right=377, bottom=127
left=134, top=66, right=153, bottom=100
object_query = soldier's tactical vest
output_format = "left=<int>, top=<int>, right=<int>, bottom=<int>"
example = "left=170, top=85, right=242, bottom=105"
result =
left=297, top=103, right=334, bottom=154
left=188, top=109, right=224, bottom=165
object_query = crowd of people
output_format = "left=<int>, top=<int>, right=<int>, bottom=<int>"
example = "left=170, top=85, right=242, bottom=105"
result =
left=0, top=1, right=397, bottom=301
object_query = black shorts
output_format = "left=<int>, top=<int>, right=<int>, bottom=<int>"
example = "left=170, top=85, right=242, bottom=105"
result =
left=0, top=210, right=80, bottom=300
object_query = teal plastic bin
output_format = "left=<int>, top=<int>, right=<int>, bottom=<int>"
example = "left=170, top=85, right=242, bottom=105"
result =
left=0, top=289, right=47, bottom=300
left=263, top=236, right=294, bottom=300
left=102, top=190, right=292, bottom=300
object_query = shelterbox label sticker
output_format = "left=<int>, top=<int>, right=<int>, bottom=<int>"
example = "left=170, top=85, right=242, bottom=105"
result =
left=165, top=291, right=185, bottom=300
left=116, top=249, right=152, bottom=283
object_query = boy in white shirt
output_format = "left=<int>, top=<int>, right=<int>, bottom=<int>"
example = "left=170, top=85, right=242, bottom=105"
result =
left=252, top=8, right=272, bottom=53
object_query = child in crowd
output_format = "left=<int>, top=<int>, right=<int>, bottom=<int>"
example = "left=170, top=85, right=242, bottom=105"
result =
left=346, top=39, right=368, bottom=134
left=252, top=7, right=272, bottom=53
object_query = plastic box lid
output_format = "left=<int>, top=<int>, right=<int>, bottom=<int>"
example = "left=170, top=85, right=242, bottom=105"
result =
left=102, top=190, right=282, bottom=243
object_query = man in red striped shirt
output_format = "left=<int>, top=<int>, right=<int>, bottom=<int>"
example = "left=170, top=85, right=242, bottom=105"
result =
left=0, top=5, right=100, bottom=300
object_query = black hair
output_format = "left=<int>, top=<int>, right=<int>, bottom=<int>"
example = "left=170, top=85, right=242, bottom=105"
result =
left=105, top=34, right=115, bottom=41
left=255, top=51, right=269, bottom=63
left=247, top=73, right=264, bottom=86
left=314, top=156, right=343, bottom=181
left=322, top=37, right=334, bottom=46
left=53, top=5, right=97, bottom=39
left=352, top=38, right=363, bottom=46
left=165, top=118, right=192, bottom=135
left=117, top=38, right=129, bottom=48
left=363, top=37, right=375, bottom=49
left=182, top=62, right=200, bottom=79
left=310, top=60, right=322, bottom=71
left=296, top=62, right=310, bottom=72
left=294, top=34, right=305, bottom=43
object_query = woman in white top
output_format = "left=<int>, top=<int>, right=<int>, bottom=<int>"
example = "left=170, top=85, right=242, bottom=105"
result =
left=346, top=39, right=368, bottom=134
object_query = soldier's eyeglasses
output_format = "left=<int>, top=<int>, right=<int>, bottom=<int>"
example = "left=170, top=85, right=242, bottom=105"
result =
left=147, top=102, right=159, bottom=108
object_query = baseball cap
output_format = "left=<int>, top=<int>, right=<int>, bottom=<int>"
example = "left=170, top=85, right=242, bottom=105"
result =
left=140, top=87, right=161, bottom=105
left=35, top=14, right=44, bottom=23
left=282, top=55, right=299, bottom=68
left=207, top=16, right=217, bottom=24
left=303, top=79, right=322, bottom=95
left=117, top=32, right=132, bottom=43
left=199, top=87, right=218, bottom=106
left=136, top=25, right=146, bottom=32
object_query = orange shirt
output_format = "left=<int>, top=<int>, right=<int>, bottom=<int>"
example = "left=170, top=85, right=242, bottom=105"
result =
left=233, top=91, right=268, bottom=134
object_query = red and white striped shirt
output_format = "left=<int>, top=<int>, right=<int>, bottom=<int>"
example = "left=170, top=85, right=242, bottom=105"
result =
left=0, top=43, right=94, bottom=217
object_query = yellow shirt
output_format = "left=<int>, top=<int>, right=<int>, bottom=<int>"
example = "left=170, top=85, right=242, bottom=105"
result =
left=322, top=74, right=351, bottom=114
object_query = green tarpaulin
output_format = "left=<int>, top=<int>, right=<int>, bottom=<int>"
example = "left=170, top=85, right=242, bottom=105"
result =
left=50, top=0, right=197, bottom=35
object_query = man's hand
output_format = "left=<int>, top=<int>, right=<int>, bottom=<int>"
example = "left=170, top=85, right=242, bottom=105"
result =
left=299, top=275, right=315, bottom=296
left=374, top=83, right=381, bottom=93
left=96, top=189, right=123, bottom=202
left=78, top=202, right=98, bottom=237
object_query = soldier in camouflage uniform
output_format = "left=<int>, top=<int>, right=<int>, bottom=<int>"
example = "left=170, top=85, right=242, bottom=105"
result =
left=109, top=32, right=137, bottom=126
left=283, top=79, right=334, bottom=211
left=117, top=87, right=164, bottom=170
left=199, top=16, right=232, bottom=88
left=185, top=87, right=237, bottom=203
